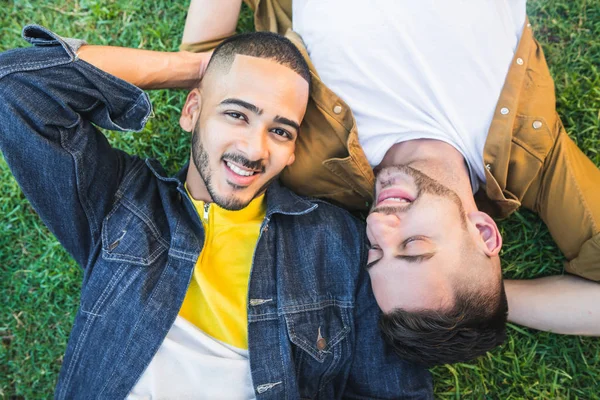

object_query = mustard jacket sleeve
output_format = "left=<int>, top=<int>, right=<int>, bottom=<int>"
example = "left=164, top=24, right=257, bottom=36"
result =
left=533, top=119, right=600, bottom=281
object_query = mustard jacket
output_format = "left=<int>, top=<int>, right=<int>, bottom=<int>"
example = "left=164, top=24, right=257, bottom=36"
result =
left=181, top=0, right=600, bottom=281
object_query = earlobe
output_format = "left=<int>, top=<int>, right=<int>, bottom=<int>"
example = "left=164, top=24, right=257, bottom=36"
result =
left=179, top=89, right=202, bottom=132
left=286, top=153, right=296, bottom=166
left=468, top=212, right=502, bottom=256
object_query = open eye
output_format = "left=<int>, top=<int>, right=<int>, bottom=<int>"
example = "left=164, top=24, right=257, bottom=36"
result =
left=225, top=111, right=247, bottom=121
left=271, top=127, right=292, bottom=140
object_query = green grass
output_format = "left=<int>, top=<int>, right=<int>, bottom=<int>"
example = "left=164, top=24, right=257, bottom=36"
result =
left=1, top=0, right=599, bottom=398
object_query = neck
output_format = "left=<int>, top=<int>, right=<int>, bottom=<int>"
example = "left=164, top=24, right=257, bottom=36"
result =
left=378, top=139, right=479, bottom=212
left=185, top=158, right=212, bottom=202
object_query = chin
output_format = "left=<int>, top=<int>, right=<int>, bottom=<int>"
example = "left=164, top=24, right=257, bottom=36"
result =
left=213, top=191, right=254, bottom=211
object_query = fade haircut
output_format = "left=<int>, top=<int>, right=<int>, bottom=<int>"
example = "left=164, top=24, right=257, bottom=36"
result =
left=379, top=275, right=508, bottom=367
left=204, top=31, right=311, bottom=85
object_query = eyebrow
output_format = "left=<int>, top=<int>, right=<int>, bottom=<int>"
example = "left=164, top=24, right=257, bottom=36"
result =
left=220, top=98, right=263, bottom=115
left=365, top=252, right=436, bottom=270
left=220, top=99, right=300, bottom=131
left=274, top=115, right=300, bottom=132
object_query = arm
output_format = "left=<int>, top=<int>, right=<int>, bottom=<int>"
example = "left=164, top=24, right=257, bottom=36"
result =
left=0, top=26, right=151, bottom=267
left=80, top=0, right=244, bottom=90
left=512, top=123, right=600, bottom=333
left=181, top=0, right=242, bottom=45
left=76, top=45, right=210, bottom=90
left=505, top=275, right=600, bottom=335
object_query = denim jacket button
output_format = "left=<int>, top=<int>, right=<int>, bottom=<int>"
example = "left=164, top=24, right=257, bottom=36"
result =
left=317, top=337, right=327, bottom=350
left=256, top=381, right=282, bottom=394
left=108, top=240, right=120, bottom=252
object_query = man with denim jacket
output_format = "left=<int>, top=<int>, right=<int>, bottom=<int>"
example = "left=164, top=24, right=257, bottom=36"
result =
left=0, top=26, right=432, bottom=398
left=180, top=0, right=600, bottom=366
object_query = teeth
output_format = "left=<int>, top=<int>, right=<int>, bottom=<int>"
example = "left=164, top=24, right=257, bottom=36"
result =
left=385, top=197, right=409, bottom=202
left=227, top=161, right=255, bottom=177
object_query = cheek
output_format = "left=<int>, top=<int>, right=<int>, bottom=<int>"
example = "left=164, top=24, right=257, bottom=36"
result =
left=268, top=144, right=295, bottom=170
left=200, top=119, right=236, bottom=156
left=410, top=199, right=458, bottom=231
left=431, top=208, right=461, bottom=233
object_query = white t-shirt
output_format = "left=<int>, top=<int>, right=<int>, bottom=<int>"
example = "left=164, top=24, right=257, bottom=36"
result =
left=128, top=316, right=255, bottom=400
left=293, top=0, right=527, bottom=191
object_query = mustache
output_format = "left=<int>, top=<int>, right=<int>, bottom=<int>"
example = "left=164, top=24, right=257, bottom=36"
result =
left=370, top=203, right=414, bottom=216
left=222, top=153, right=265, bottom=172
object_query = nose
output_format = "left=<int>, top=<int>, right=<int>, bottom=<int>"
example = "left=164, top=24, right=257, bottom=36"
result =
left=238, top=127, right=268, bottom=162
left=366, top=212, right=401, bottom=249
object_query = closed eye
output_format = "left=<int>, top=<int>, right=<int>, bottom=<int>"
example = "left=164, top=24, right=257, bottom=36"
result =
left=403, top=236, right=428, bottom=247
left=395, top=253, right=435, bottom=263
left=365, top=252, right=435, bottom=270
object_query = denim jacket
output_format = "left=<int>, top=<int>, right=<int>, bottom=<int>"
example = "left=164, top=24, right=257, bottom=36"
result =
left=0, top=26, right=432, bottom=399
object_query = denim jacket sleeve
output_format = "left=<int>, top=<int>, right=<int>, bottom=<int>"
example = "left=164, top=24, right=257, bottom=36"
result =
left=344, top=251, right=433, bottom=399
left=0, top=25, right=152, bottom=267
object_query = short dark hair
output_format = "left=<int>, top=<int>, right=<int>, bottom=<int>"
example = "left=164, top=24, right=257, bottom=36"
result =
left=379, top=280, right=508, bottom=367
left=206, top=31, right=311, bottom=85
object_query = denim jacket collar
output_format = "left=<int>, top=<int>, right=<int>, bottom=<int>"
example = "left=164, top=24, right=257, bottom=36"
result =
left=145, top=158, right=318, bottom=218
left=263, top=180, right=318, bottom=217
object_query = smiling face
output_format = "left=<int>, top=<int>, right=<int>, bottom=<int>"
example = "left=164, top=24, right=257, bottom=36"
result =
left=366, top=165, right=502, bottom=313
left=182, top=54, right=309, bottom=209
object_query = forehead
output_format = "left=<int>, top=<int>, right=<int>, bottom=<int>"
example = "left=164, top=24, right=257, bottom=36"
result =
left=208, top=54, right=309, bottom=115
left=370, top=257, right=455, bottom=312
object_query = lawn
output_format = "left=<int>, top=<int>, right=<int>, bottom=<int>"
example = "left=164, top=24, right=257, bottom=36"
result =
left=1, top=0, right=599, bottom=398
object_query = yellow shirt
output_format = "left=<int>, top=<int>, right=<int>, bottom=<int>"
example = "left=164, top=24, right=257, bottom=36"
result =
left=179, top=189, right=266, bottom=349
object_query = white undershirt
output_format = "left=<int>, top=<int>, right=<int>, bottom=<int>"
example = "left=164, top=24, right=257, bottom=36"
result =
left=293, top=0, right=526, bottom=192
left=128, top=316, right=255, bottom=400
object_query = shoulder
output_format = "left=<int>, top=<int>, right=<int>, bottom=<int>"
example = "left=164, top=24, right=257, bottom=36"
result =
left=310, top=198, right=365, bottom=229
left=266, top=181, right=367, bottom=244
left=294, top=197, right=368, bottom=261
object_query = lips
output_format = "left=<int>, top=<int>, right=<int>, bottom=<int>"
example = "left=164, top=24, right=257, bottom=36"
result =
left=223, top=160, right=262, bottom=186
left=226, top=161, right=257, bottom=176
left=376, top=188, right=415, bottom=206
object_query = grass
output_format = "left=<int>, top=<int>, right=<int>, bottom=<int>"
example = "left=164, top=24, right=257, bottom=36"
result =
left=1, top=0, right=599, bottom=398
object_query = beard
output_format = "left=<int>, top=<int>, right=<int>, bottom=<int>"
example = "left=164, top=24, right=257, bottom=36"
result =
left=371, top=164, right=467, bottom=228
left=190, top=124, right=272, bottom=211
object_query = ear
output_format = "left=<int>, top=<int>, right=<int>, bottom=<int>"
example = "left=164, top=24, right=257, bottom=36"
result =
left=286, top=152, right=296, bottom=167
left=179, top=89, right=202, bottom=132
left=467, top=211, right=502, bottom=256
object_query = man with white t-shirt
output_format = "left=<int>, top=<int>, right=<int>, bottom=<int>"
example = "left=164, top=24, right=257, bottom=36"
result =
left=182, top=0, right=600, bottom=366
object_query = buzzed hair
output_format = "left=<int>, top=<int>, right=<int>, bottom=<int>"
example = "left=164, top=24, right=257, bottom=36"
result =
left=205, top=31, right=311, bottom=85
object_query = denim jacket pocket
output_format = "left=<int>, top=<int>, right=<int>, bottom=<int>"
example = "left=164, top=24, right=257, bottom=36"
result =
left=284, top=302, right=351, bottom=395
left=101, top=199, right=169, bottom=266
left=79, top=200, right=169, bottom=316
